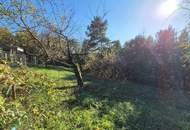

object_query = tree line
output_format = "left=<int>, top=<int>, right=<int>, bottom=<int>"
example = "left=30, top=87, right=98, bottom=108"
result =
left=0, top=0, right=190, bottom=98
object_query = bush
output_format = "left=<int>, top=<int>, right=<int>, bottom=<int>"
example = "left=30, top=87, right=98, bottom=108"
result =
left=0, top=61, right=56, bottom=129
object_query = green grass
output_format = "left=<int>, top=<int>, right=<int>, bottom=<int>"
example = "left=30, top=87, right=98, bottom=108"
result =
left=28, top=66, right=190, bottom=130
left=29, top=67, right=73, bottom=79
left=29, top=67, right=76, bottom=87
left=1, top=66, right=190, bottom=129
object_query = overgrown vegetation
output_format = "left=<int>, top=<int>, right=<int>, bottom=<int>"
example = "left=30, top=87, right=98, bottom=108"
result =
left=1, top=0, right=190, bottom=129
left=0, top=62, right=190, bottom=130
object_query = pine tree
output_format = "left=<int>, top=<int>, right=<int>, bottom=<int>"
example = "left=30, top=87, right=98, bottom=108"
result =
left=84, top=16, right=109, bottom=53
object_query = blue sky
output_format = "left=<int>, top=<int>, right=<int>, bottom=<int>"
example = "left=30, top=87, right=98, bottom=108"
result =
left=63, top=0, right=188, bottom=44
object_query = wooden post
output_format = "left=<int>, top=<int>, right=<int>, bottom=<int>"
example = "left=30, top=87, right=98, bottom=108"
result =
left=12, top=85, right=16, bottom=100
left=73, top=63, right=84, bottom=88
left=24, top=55, right=27, bottom=65
left=10, top=49, right=14, bottom=63
left=34, top=56, right=37, bottom=65
left=0, top=49, right=2, bottom=58
left=20, top=57, right=22, bottom=63
left=4, top=53, right=7, bottom=61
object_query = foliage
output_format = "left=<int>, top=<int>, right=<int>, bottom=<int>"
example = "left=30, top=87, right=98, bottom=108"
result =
left=84, top=16, right=110, bottom=53
left=86, top=54, right=123, bottom=80
left=0, top=27, right=13, bottom=51
left=84, top=26, right=122, bottom=80
left=178, top=30, right=190, bottom=91
left=0, top=96, right=27, bottom=129
left=0, top=0, right=190, bottom=129
left=119, top=35, right=157, bottom=84
left=0, top=61, right=56, bottom=129
left=0, top=63, right=190, bottom=129
left=15, top=31, right=41, bottom=56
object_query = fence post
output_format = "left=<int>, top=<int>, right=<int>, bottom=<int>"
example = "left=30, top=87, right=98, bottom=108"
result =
left=10, top=49, right=14, bottom=63
left=34, top=56, right=37, bottom=65
left=24, top=55, right=27, bottom=65
left=4, top=53, right=8, bottom=60
left=12, top=85, right=16, bottom=100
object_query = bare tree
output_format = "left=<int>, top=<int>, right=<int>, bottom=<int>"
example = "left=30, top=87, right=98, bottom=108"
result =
left=0, top=0, right=84, bottom=88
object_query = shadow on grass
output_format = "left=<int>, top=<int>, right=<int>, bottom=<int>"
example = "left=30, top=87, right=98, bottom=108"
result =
left=59, top=74, right=158, bottom=109
left=54, top=85, right=77, bottom=90
left=30, top=65, right=73, bottom=72
left=28, top=65, right=190, bottom=130
left=59, top=75, right=184, bottom=130
left=60, top=75, right=76, bottom=80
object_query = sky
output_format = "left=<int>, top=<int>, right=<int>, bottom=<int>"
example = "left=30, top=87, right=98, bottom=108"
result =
left=63, top=0, right=188, bottom=44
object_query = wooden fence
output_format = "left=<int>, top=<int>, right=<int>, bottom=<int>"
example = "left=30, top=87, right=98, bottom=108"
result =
left=0, top=50, right=27, bottom=65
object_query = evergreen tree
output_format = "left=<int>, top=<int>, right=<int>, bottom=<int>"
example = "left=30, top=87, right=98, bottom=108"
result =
left=84, top=16, right=109, bottom=53
left=178, top=28, right=189, bottom=44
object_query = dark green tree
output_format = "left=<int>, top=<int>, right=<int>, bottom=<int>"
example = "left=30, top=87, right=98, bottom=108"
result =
left=155, top=26, right=186, bottom=101
left=120, top=35, right=156, bottom=84
left=84, top=16, right=109, bottom=54
left=178, top=28, right=190, bottom=91
left=0, top=27, right=14, bottom=51
left=110, top=40, right=122, bottom=55
left=178, top=28, right=189, bottom=44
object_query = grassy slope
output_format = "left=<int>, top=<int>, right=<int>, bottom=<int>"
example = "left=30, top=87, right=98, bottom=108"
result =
left=30, top=67, right=76, bottom=86
left=29, top=67, right=190, bottom=130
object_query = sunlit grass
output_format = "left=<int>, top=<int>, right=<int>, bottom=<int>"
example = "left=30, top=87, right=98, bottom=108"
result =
left=29, top=67, right=76, bottom=87
left=27, top=66, right=190, bottom=130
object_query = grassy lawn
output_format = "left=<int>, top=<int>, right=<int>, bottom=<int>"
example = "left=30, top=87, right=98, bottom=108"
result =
left=1, top=65, right=189, bottom=129
left=29, top=67, right=76, bottom=87
left=28, top=67, right=190, bottom=130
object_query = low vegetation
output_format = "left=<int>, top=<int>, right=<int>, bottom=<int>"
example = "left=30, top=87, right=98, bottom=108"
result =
left=0, top=62, right=190, bottom=130
left=0, top=1, right=190, bottom=129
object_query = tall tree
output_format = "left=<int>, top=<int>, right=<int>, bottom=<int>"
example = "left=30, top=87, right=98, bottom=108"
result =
left=120, top=35, right=156, bottom=84
left=178, top=28, right=190, bottom=91
left=155, top=26, right=185, bottom=102
left=109, top=40, right=122, bottom=56
left=178, top=28, right=189, bottom=44
left=84, top=16, right=109, bottom=54
left=155, top=26, right=176, bottom=66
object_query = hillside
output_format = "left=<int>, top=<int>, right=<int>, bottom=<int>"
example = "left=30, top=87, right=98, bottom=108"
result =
left=0, top=0, right=190, bottom=130
left=0, top=64, right=189, bottom=130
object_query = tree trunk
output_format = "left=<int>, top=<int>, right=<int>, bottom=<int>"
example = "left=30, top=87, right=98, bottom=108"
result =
left=66, top=40, right=84, bottom=89
left=73, top=63, right=84, bottom=88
